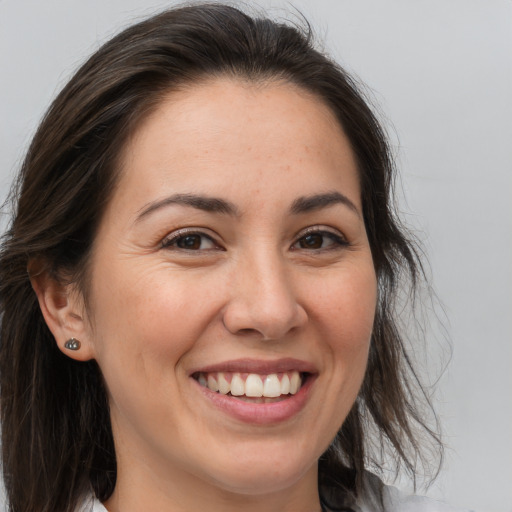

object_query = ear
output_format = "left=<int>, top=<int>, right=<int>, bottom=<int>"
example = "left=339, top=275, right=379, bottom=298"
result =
left=29, top=264, right=95, bottom=362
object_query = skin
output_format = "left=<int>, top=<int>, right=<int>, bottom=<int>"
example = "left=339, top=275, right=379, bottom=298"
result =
left=36, top=79, right=377, bottom=512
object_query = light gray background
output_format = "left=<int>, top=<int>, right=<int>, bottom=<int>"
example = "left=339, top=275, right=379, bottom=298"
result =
left=1, top=1, right=511, bottom=511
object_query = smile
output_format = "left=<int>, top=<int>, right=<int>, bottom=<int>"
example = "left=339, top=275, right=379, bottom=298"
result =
left=191, top=360, right=316, bottom=424
left=193, top=371, right=304, bottom=402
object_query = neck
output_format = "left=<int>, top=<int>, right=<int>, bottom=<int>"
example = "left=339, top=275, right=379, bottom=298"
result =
left=104, top=454, right=322, bottom=512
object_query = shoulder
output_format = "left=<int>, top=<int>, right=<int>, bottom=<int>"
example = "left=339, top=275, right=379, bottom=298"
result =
left=356, top=473, right=474, bottom=512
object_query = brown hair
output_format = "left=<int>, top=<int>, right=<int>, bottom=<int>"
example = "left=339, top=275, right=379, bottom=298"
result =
left=0, top=4, right=442, bottom=511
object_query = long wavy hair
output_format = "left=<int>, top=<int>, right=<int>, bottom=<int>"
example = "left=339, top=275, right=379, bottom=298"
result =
left=0, top=4, right=442, bottom=511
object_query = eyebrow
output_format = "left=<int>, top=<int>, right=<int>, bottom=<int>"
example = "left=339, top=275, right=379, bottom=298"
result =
left=135, top=190, right=360, bottom=222
left=136, top=193, right=239, bottom=221
left=290, top=191, right=360, bottom=217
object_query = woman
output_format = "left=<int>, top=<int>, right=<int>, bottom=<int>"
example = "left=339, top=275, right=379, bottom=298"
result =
left=0, top=4, right=469, bottom=512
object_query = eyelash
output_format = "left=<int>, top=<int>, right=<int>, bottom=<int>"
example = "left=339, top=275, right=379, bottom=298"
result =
left=161, top=227, right=349, bottom=252
left=291, top=228, right=349, bottom=252
left=161, top=228, right=220, bottom=251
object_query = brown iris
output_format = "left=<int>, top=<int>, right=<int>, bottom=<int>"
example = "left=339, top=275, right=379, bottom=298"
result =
left=177, top=234, right=202, bottom=249
left=299, top=233, right=324, bottom=249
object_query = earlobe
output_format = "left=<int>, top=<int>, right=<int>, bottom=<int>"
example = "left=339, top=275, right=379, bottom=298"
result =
left=29, top=263, right=95, bottom=362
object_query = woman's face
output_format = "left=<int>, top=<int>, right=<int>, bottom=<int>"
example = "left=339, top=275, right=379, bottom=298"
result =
left=81, top=79, right=377, bottom=501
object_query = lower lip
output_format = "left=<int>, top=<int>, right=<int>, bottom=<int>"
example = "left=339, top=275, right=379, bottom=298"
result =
left=194, top=375, right=315, bottom=425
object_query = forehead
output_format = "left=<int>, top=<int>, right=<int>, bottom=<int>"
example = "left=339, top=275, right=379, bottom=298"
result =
left=113, top=78, right=361, bottom=215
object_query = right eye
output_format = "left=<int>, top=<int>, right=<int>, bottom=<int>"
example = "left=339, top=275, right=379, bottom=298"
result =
left=162, top=230, right=219, bottom=251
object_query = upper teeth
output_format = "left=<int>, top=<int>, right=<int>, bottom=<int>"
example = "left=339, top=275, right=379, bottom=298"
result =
left=197, top=371, right=302, bottom=397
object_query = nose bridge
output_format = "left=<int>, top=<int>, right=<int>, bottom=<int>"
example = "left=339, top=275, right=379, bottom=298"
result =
left=248, top=247, right=293, bottom=310
left=223, top=243, right=306, bottom=339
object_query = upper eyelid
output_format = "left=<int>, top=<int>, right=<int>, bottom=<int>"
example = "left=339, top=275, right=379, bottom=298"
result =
left=161, top=227, right=221, bottom=246
left=295, top=225, right=348, bottom=240
left=160, top=225, right=348, bottom=247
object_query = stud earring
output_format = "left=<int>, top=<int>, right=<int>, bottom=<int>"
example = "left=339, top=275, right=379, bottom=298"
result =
left=64, top=338, right=81, bottom=351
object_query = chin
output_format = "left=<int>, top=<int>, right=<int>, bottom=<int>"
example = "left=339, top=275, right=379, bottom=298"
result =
left=209, top=462, right=316, bottom=496
left=196, top=439, right=320, bottom=496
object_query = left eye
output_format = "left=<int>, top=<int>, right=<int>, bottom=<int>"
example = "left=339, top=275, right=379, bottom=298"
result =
left=162, top=232, right=218, bottom=251
left=293, top=231, right=347, bottom=250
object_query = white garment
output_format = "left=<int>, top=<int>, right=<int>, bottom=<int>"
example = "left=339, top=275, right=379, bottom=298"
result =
left=356, top=483, right=472, bottom=512
left=76, top=495, right=106, bottom=512
left=352, top=474, right=472, bottom=512
left=92, top=499, right=108, bottom=512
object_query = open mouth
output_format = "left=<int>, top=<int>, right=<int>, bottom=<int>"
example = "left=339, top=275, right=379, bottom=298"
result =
left=192, top=370, right=309, bottom=403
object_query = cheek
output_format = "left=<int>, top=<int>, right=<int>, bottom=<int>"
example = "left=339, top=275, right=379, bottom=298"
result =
left=314, top=263, right=376, bottom=392
left=315, top=264, right=377, bottom=344
left=88, top=266, right=224, bottom=426
left=88, top=262, right=225, bottom=378
left=300, top=264, right=376, bottom=448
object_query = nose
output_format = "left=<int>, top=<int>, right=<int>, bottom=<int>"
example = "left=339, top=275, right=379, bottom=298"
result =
left=222, top=251, right=308, bottom=341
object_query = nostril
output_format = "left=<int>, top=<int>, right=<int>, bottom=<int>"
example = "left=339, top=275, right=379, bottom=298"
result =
left=222, top=297, right=307, bottom=340
left=237, top=328, right=259, bottom=336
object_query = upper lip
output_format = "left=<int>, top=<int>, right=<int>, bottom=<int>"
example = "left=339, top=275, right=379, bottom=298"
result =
left=189, top=358, right=317, bottom=376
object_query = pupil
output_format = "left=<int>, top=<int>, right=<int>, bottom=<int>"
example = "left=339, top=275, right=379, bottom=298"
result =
left=302, top=234, right=322, bottom=249
left=179, top=235, right=200, bottom=249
